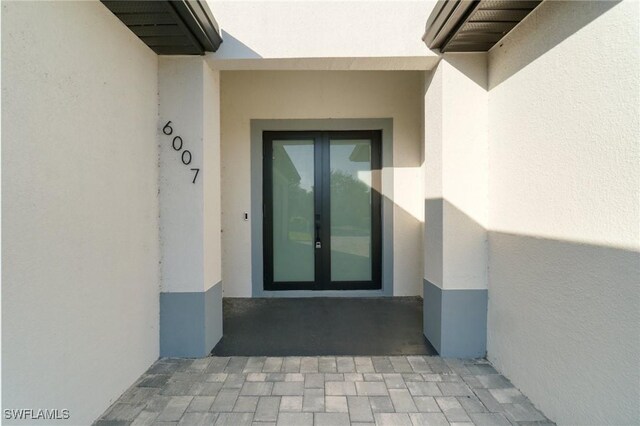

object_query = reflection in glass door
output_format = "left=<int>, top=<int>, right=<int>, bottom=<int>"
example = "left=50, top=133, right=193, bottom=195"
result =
left=272, top=139, right=315, bottom=282
left=330, top=139, right=373, bottom=282
left=263, top=131, right=381, bottom=291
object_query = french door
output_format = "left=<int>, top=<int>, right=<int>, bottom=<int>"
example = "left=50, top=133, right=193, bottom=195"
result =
left=263, top=130, right=382, bottom=291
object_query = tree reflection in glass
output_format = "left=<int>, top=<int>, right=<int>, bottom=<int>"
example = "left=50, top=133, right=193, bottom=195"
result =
left=272, top=140, right=315, bottom=282
left=330, top=140, right=373, bottom=281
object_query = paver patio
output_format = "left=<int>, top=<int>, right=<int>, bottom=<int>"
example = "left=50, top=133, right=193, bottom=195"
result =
left=95, top=356, right=553, bottom=426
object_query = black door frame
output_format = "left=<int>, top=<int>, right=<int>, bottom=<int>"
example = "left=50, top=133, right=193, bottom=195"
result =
left=263, top=130, right=382, bottom=291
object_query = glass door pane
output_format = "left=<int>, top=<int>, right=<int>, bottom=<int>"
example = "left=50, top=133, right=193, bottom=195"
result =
left=272, top=139, right=315, bottom=282
left=329, top=139, right=373, bottom=281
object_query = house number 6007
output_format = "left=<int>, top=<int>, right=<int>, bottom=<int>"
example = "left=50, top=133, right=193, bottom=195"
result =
left=163, top=121, right=199, bottom=183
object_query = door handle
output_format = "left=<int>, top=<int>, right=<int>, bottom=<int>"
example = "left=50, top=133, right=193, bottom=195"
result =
left=315, top=215, right=321, bottom=249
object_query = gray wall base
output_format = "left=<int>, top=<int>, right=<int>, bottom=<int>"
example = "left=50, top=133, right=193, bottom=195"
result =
left=423, top=280, right=487, bottom=358
left=160, top=282, right=223, bottom=357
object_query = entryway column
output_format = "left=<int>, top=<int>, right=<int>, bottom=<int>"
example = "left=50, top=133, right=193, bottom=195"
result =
left=158, top=57, right=222, bottom=357
left=422, top=54, right=489, bottom=358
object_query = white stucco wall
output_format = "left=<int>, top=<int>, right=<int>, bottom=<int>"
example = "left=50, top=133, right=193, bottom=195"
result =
left=158, top=57, right=222, bottom=294
left=423, top=54, right=488, bottom=290
left=206, top=1, right=437, bottom=70
left=203, top=64, right=223, bottom=291
left=220, top=71, right=424, bottom=297
left=487, top=1, right=640, bottom=424
left=2, top=1, right=159, bottom=424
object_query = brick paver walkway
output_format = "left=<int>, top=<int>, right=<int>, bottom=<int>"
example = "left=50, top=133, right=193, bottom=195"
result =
left=95, top=356, right=553, bottom=426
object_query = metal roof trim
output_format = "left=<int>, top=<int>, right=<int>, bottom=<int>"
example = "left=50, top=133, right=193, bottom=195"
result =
left=170, top=0, right=223, bottom=52
left=101, top=0, right=222, bottom=55
left=423, top=0, right=542, bottom=53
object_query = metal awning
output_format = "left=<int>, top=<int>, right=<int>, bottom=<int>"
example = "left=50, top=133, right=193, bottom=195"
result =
left=423, top=0, right=542, bottom=52
left=101, top=1, right=222, bottom=55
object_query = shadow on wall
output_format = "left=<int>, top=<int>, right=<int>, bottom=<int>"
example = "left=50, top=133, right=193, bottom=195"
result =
left=423, top=197, right=640, bottom=422
left=215, top=30, right=262, bottom=59
left=487, top=230, right=640, bottom=423
left=423, top=198, right=487, bottom=358
left=389, top=192, right=423, bottom=296
left=441, top=52, right=488, bottom=89
left=488, top=0, right=620, bottom=88
left=424, top=198, right=487, bottom=286
left=423, top=198, right=443, bottom=285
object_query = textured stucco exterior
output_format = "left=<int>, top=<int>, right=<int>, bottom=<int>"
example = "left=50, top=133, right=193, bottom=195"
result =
left=220, top=71, right=424, bottom=297
left=2, top=1, right=160, bottom=424
left=486, top=1, right=640, bottom=424
left=158, top=57, right=222, bottom=294
left=423, top=54, right=488, bottom=291
left=422, top=53, right=489, bottom=358
left=158, top=57, right=223, bottom=356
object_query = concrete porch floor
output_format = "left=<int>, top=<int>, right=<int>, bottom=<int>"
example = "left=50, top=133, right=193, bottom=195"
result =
left=95, top=356, right=553, bottom=426
left=212, top=297, right=437, bottom=356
